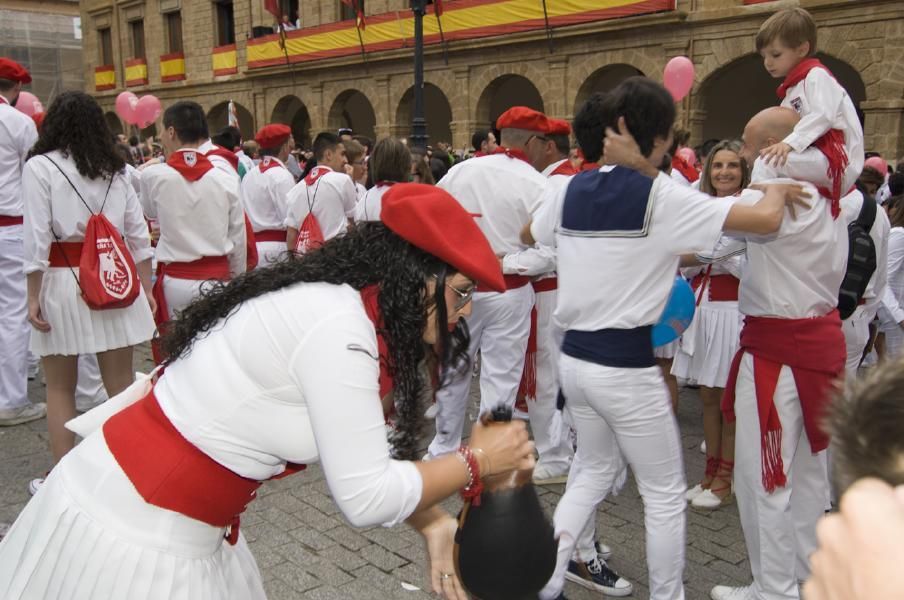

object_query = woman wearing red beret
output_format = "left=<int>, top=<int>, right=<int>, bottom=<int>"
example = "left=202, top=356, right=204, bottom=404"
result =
left=0, top=183, right=535, bottom=600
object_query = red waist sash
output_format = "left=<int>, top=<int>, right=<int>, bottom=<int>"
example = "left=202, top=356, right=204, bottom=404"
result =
left=0, top=215, right=23, bottom=227
left=49, top=242, right=83, bottom=267
left=722, top=311, right=844, bottom=492
left=531, top=277, right=557, bottom=293
left=476, top=274, right=530, bottom=293
left=691, top=267, right=739, bottom=303
left=104, top=389, right=305, bottom=544
left=255, top=229, right=288, bottom=243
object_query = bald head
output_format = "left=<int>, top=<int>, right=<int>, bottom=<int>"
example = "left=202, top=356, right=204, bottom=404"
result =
left=741, top=107, right=800, bottom=163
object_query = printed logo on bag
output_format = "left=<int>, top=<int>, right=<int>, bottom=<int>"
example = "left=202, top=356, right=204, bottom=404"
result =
left=790, top=97, right=802, bottom=113
left=184, top=151, right=197, bottom=168
left=96, top=236, right=134, bottom=299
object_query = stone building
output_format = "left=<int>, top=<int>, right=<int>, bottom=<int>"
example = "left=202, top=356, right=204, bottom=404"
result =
left=79, top=0, right=904, bottom=159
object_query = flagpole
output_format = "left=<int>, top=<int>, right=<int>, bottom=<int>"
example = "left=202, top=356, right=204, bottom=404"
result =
left=435, top=7, right=448, bottom=66
left=278, top=23, right=298, bottom=88
left=410, top=0, right=428, bottom=151
left=540, top=0, right=554, bottom=54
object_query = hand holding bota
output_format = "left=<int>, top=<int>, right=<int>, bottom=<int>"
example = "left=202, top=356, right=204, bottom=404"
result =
left=454, top=406, right=558, bottom=600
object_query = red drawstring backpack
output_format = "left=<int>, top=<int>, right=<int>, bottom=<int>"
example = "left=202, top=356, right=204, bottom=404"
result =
left=45, top=156, right=140, bottom=310
left=294, top=167, right=327, bottom=254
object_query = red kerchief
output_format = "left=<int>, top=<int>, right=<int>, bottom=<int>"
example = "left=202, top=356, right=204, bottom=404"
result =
left=0, top=58, right=31, bottom=84
left=546, top=118, right=571, bottom=136
left=255, top=124, right=292, bottom=150
left=381, top=183, right=505, bottom=292
left=167, top=150, right=214, bottom=182
left=496, top=106, right=550, bottom=133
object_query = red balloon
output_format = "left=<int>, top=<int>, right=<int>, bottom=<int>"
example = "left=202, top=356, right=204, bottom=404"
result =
left=134, top=95, right=162, bottom=129
left=15, top=91, right=43, bottom=117
left=115, top=91, right=139, bottom=124
left=663, top=56, right=695, bottom=103
left=676, top=146, right=697, bottom=166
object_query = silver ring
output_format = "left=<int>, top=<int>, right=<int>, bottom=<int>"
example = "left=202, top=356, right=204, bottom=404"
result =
left=440, top=572, right=452, bottom=580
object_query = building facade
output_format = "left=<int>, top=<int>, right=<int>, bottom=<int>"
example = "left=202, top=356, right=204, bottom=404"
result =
left=79, top=0, right=904, bottom=159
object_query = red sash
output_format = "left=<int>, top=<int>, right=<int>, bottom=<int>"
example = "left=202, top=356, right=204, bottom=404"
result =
left=516, top=277, right=558, bottom=404
left=104, top=389, right=306, bottom=545
left=691, top=267, right=740, bottom=304
left=722, top=311, right=844, bottom=492
left=475, top=274, right=530, bottom=293
left=48, top=241, right=83, bottom=266
left=255, top=229, right=287, bottom=243
left=0, top=215, right=23, bottom=227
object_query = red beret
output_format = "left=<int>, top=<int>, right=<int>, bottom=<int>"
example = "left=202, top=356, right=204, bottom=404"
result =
left=0, top=58, right=31, bottom=84
left=381, top=183, right=505, bottom=292
left=254, top=124, right=292, bottom=150
left=546, top=118, right=571, bottom=136
left=496, top=106, right=550, bottom=133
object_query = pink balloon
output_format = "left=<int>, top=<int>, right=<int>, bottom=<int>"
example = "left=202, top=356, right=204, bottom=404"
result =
left=864, top=156, right=888, bottom=176
left=663, top=56, right=695, bottom=103
left=15, top=91, right=43, bottom=117
left=676, top=146, right=697, bottom=166
left=134, top=95, right=162, bottom=129
left=115, top=91, right=139, bottom=124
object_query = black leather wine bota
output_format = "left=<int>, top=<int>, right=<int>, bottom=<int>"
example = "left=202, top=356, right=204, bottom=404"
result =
left=453, top=405, right=558, bottom=600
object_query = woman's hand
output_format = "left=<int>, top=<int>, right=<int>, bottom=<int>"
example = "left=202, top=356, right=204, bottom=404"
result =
left=467, top=417, right=535, bottom=477
left=27, top=297, right=50, bottom=332
left=422, top=513, right=469, bottom=600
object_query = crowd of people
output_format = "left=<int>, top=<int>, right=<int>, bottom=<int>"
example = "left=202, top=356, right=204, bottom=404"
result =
left=2, top=6, right=904, bottom=600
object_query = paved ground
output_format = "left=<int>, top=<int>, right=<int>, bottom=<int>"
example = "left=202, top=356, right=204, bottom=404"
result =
left=0, top=345, right=752, bottom=599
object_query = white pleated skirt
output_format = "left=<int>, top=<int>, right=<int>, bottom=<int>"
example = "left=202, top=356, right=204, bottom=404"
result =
left=671, top=300, right=743, bottom=389
left=0, top=431, right=267, bottom=600
left=30, top=267, right=156, bottom=357
left=653, top=339, right=678, bottom=359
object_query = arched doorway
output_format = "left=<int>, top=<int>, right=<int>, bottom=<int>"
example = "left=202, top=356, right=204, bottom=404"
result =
left=271, top=95, right=312, bottom=148
left=699, top=53, right=866, bottom=142
left=475, top=74, right=544, bottom=130
left=573, top=64, right=644, bottom=115
left=395, top=83, right=454, bottom=145
left=105, top=112, right=124, bottom=136
left=327, top=90, right=376, bottom=140
left=207, top=101, right=255, bottom=141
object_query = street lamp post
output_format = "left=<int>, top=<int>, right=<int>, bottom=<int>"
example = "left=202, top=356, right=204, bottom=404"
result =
left=410, top=0, right=428, bottom=152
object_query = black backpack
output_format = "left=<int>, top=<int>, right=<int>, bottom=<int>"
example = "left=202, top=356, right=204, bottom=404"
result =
left=838, top=192, right=878, bottom=320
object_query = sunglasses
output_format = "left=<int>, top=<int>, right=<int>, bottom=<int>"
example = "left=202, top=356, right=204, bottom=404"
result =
left=434, top=275, right=475, bottom=311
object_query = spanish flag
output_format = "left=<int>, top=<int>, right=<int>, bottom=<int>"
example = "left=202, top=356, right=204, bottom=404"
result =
left=160, top=52, right=186, bottom=82
left=125, top=58, right=148, bottom=87
left=95, top=65, right=116, bottom=91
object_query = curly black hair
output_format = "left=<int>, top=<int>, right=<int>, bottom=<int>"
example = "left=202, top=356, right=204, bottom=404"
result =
left=161, top=223, right=470, bottom=460
left=28, top=91, right=124, bottom=180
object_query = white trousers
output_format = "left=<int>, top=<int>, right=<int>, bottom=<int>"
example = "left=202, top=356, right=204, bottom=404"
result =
left=527, top=288, right=573, bottom=471
left=0, top=225, right=30, bottom=412
left=841, top=305, right=872, bottom=378
left=162, top=276, right=218, bottom=320
left=255, top=241, right=286, bottom=269
left=540, top=354, right=686, bottom=600
left=427, top=286, right=533, bottom=456
left=734, top=353, right=826, bottom=600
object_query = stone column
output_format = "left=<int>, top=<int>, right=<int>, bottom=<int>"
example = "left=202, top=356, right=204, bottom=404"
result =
left=308, top=83, right=326, bottom=132
left=861, top=100, right=904, bottom=160
left=374, top=75, right=392, bottom=138
left=546, top=58, right=568, bottom=119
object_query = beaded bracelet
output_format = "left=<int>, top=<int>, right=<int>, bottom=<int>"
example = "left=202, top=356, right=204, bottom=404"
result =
left=456, top=446, right=484, bottom=506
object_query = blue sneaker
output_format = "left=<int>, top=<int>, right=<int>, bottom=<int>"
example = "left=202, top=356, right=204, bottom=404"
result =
left=565, top=557, right=633, bottom=596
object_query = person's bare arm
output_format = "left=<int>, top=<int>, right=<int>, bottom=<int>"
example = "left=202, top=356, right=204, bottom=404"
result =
left=521, top=222, right=535, bottom=246
left=722, top=183, right=809, bottom=235
left=286, top=227, right=298, bottom=252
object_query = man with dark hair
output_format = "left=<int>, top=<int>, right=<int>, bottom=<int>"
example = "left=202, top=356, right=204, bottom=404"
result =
left=531, top=77, right=806, bottom=600
left=242, top=124, right=295, bottom=268
left=140, top=101, right=245, bottom=361
left=285, top=131, right=356, bottom=250
left=471, top=129, right=498, bottom=157
left=0, top=57, right=44, bottom=426
left=337, top=127, right=353, bottom=142
left=572, top=94, right=606, bottom=165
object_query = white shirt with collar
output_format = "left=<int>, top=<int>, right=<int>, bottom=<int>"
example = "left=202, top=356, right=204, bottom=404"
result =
left=241, top=156, right=295, bottom=232
left=285, top=165, right=357, bottom=241
left=0, top=93, right=39, bottom=216
left=140, top=150, right=246, bottom=277
left=354, top=183, right=393, bottom=223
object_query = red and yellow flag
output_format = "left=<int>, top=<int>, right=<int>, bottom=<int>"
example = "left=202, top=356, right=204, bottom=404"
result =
left=160, top=52, right=186, bottom=82
left=94, top=65, right=116, bottom=91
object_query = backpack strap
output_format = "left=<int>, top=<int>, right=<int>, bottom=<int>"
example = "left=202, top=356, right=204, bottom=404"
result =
left=856, top=191, right=877, bottom=232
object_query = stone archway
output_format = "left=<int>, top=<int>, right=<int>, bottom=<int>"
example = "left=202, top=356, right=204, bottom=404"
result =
left=207, top=101, right=255, bottom=141
left=698, top=52, right=866, bottom=142
left=327, top=89, right=377, bottom=140
left=104, top=112, right=123, bottom=136
left=475, top=74, right=545, bottom=130
left=271, top=95, right=312, bottom=148
left=395, top=83, right=454, bottom=145
left=573, top=64, right=644, bottom=115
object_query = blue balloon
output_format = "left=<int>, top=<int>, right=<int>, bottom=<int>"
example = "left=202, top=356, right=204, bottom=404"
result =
left=652, top=276, right=696, bottom=348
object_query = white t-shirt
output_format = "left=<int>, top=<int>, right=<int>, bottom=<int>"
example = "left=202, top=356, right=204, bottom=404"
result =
left=241, top=156, right=295, bottom=232
left=354, top=183, right=393, bottom=223
left=22, top=150, right=153, bottom=274
left=155, top=282, right=422, bottom=528
left=285, top=166, right=357, bottom=241
left=140, top=154, right=246, bottom=277
left=532, top=166, right=732, bottom=331
left=0, top=96, right=38, bottom=216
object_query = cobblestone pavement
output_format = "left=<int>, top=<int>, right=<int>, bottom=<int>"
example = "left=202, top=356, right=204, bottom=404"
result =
left=1, top=345, right=751, bottom=599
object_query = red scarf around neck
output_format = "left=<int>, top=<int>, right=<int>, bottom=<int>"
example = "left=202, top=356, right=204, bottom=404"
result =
left=550, top=159, right=577, bottom=177
left=580, top=161, right=600, bottom=171
left=504, top=147, right=532, bottom=166
left=205, top=145, right=239, bottom=171
left=258, top=156, right=285, bottom=173
left=167, top=150, right=214, bottom=182
left=777, top=58, right=846, bottom=219
left=305, top=165, right=332, bottom=186
left=671, top=155, right=699, bottom=183
left=360, top=285, right=393, bottom=404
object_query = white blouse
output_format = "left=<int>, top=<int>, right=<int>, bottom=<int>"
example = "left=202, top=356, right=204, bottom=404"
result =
left=22, top=150, right=153, bottom=275
left=154, top=282, right=423, bottom=528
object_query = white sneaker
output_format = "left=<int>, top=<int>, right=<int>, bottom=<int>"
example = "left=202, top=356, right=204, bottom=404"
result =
left=0, top=403, right=46, bottom=427
left=686, top=483, right=706, bottom=501
left=711, top=585, right=753, bottom=600
left=28, top=477, right=45, bottom=496
left=692, top=488, right=733, bottom=510
left=532, top=462, right=570, bottom=485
